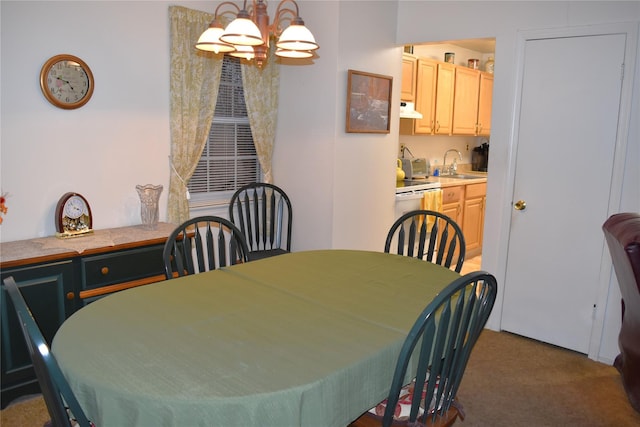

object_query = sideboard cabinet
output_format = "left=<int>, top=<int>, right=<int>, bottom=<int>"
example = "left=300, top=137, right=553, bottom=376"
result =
left=0, top=223, right=175, bottom=407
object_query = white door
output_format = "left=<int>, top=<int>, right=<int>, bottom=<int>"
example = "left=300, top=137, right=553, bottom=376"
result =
left=501, top=32, right=626, bottom=353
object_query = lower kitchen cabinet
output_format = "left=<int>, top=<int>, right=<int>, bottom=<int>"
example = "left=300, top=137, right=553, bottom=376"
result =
left=462, top=183, right=487, bottom=258
left=440, top=181, right=487, bottom=260
left=441, top=185, right=464, bottom=226
left=441, top=185, right=465, bottom=263
left=0, top=223, right=175, bottom=407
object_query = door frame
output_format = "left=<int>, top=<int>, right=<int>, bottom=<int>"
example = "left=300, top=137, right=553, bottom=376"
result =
left=494, top=22, right=638, bottom=361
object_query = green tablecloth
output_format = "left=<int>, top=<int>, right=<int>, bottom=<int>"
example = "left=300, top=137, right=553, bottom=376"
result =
left=52, top=250, right=459, bottom=427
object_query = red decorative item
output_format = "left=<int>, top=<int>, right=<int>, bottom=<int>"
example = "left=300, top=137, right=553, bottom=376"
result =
left=0, top=192, right=8, bottom=224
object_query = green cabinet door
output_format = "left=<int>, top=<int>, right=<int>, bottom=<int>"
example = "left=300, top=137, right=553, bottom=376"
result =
left=0, top=261, right=75, bottom=408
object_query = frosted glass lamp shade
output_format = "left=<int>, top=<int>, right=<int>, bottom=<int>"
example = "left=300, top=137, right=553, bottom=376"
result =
left=220, top=12, right=264, bottom=46
left=229, top=44, right=255, bottom=60
left=195, top=23, right=235, bottom=53
left=276, top=48, right=313, bottom=59
left=276, top=21, right=318, bottom=51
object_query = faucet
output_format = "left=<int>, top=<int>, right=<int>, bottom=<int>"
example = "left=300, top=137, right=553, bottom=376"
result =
left=400, top=145, right=414, bottom=158
left=443, top=149, right=463, bottom=176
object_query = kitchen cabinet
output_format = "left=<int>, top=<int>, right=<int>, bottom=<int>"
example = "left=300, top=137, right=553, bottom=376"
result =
left=438, top=179, right=487, bottom=259
left=441, top=185, right=464, bottom=227
left=477, top=72, right=493, bottom=136
left=452, top=67, right=480, bottom=135
left=452, top=69, right=493, bottom=136
left=400, top=59, right=455, bottom=135
left=441, top=185, right=465, bottom=262
left=400, top=52, right=493, bottom=137
left=0, top=223, right=174, bottom=407
left=433, top=62, right=455, bottom=135
left=401, top=53, right=418, bottom=102
left=462, top=183, right=487, bottom=258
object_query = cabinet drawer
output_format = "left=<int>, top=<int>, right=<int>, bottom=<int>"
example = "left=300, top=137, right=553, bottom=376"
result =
left=442, top=186, right=464, bottom=204
left=466, top=183, right=487, bottom=199
left=80, top=245, right=164, bottom=289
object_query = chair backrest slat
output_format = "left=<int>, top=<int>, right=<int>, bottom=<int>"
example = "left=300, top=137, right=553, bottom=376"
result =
left=275, top=197, right=284, bottom=248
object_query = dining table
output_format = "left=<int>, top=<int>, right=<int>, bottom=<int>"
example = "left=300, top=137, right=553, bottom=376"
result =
left=51, top=249, right=460, bottom=427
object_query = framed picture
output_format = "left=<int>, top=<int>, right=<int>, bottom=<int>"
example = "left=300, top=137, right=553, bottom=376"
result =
left=346, top=69, right=393, bottom=134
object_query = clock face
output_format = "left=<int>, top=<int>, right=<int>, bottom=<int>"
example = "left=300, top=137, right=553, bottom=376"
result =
left=63, top=195, right=89, bottom=219
left=40, top=54, right=94, bottom=109
left=55, top=192, right=93, bottom=237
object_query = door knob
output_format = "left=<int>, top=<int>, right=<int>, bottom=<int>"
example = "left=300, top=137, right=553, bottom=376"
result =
left=514, top=200, right=527, bottom=211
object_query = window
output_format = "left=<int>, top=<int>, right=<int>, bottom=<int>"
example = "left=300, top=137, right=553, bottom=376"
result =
left=188, top=57, right=260, bottom=203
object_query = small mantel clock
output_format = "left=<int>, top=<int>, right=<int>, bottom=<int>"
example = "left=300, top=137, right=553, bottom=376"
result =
left=55, top=192, right=93, bottom=238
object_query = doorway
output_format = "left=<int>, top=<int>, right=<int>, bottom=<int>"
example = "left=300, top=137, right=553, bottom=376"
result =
left=500, top=25, right=633, bottom=354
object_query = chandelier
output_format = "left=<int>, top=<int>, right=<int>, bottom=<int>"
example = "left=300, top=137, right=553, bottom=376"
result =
left=195, top=0, right=319, bottom=67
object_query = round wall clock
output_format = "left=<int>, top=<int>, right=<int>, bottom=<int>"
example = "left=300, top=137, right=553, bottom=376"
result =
left=40, top=54, right=94, bottom=109
left=55, top=192, right=93, bottom=238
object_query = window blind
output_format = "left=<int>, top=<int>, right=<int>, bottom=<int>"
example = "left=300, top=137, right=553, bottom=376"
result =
left=188, top=57, right=260, bottom=195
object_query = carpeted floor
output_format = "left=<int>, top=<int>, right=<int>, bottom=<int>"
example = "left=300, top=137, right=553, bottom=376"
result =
left=2, top=330, right=640, bottom=426
left=458, top=330, right=640, bottom=426
left=1, top=393, right=48, bottom=427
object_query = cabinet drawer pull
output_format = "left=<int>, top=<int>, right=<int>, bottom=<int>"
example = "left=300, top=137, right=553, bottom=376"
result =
left=101, top=267, right=109, bottom=275
left=66, top=292, right=75, bottom=300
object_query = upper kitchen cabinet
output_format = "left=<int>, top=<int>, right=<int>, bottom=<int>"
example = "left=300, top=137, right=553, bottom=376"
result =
left=452, top=67, right=480, bottom=135
left=477, top=72, right=493, bottom=136
left=401, top=53, right=418, bottom=102
left=400, top=59, right=454, bottom=135
left=452, top=69, right=493, bottom=136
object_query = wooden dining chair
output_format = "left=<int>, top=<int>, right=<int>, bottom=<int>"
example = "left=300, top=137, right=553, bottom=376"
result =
left=3, top=276, right=94, bottom=427
left=602, top=212, right=640, bottom=413
left=229, top=183, right=292, bottom=261
left=385, top=210, right=466, bottom=272
left=349, top=271, right=498, bottom=427
left=162, top=216, right=250, bottom=280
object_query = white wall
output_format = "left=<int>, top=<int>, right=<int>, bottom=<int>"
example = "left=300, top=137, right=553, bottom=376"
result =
left=332, top=1, right=400, bottom=250
left=396, top=1, right=640, bottom=363
left=275, top=1, right=402, bottom=252
left=273, top=2, right=340, bottom=251
left=0, top=1, right=175, bottom=241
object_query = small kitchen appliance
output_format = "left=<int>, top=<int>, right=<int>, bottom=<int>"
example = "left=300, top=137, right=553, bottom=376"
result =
left=401, top=157, right=430, bottom=179
left=472, top=142, right=489, bottom=172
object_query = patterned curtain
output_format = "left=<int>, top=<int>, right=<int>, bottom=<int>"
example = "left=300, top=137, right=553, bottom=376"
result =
left=241, top=44, right=280, bottom=184
left=167, top=6, right=222, bottom=224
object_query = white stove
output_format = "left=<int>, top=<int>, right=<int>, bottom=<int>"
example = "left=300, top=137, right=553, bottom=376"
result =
left=395, top=179, right=441, bottom=195
left=395, top=179, right=442, bottom=219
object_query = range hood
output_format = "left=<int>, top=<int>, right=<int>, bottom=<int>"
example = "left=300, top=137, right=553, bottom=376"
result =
left=399, top=101, right=423, bottom=119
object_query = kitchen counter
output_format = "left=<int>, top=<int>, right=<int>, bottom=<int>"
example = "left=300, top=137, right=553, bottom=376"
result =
left=402, top=173, right=487, bottom=188
left=434, top=173, right=487, bottom=187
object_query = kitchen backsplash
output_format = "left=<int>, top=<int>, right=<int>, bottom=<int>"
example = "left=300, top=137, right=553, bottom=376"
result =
left=399, top=135, right=488, bottom=174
